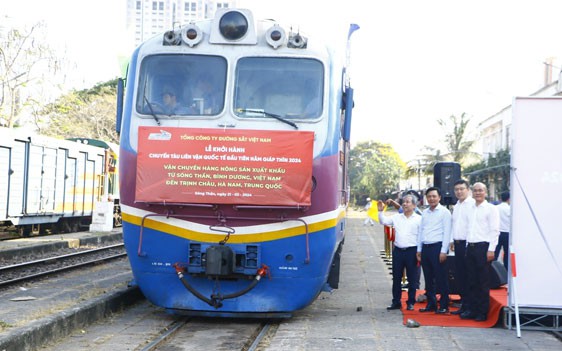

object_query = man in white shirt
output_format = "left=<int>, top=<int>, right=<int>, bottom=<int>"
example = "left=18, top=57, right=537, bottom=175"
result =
left=378, top=194, right=421, bottom=311
left=494, top=191, right=510, bottom=270
left=460, top=182, right=500, bottom=322
left=416, top=187, right=452, bottom=314
left=449, top=179, right=475, bottom=315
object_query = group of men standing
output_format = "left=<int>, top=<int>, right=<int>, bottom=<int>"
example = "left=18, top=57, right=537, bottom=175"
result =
left=377, top=181, right=509, bottom=322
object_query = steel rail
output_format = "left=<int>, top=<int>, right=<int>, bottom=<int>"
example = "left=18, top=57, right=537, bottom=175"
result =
left=0, top=244, right=126, bottom=288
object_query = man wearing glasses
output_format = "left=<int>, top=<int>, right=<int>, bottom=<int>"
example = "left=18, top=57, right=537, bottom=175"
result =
left=449, top=179, right=475, bottom=315
left=460, top=182, right=500, bottom=322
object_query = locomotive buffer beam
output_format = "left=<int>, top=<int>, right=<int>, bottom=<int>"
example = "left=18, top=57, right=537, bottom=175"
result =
left=174, top=254, right=270, bottom=309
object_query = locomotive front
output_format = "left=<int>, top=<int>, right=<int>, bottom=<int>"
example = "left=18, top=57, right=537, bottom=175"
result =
left=117, top=8, right=355, bottom=317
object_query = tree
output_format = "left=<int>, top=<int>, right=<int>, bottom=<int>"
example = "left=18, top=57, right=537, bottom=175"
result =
left=38, top=80, right=119, bottom=143
left=437, top=112, right=479, bottom=164
left=349, top=141, right=406, bottom=204
left=405, top=158, right=433, bottom=190
left=417, top=146, right=446, bottom=177
left=415, top=112, right=481, bottom=181
left=464, top=148, right=510, bottom=199
left=0, top=21, right=62, bottom=128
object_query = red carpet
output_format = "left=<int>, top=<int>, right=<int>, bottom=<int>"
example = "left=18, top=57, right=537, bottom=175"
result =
left=401, top=286, right=507, bottom=328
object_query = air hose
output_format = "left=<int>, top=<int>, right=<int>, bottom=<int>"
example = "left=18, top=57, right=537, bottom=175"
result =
left=173, top=263, right=270, bottom=308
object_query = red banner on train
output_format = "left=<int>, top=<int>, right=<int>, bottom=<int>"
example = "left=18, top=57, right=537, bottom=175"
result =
left=135, top=127, right=314, bottom=206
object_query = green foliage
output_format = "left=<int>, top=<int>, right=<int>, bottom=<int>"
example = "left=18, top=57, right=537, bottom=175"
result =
left=415, top=112, right=481, bottom=181
left=438, top=112, right=476, bottom=163
left=349, top=141, right=405, bottom=204
left=0, top=320, right=13, bottom=330
left=38, top=80, right=119, bottom=143
left=464, top=149, right=510, bottom=197
left=421, top=113, right=480, bottom=169
left=417, top=147, right=446, bottom=177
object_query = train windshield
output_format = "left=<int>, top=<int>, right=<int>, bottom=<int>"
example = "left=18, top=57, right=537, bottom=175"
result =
left=136, top=54, right=227, bottom=116
left=234, top=57, right=324, bottom=120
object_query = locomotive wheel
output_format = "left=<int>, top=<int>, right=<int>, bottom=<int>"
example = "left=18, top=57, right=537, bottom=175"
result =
left=70, top=220, right=80, bottom=233
left=20, top=226, right=32, bottom=238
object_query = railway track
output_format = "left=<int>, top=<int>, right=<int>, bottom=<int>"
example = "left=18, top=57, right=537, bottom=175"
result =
left=139, top=317, right=278, bottom=351
left=0, top=223, right=95, bottom=240
left=0, top=243, right=127, bottom=289
left=0, top=226, right=20, bottom=241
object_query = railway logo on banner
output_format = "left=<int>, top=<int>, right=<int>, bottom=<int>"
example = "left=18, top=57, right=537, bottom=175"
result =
left=136, top=126, right=314, bottom=206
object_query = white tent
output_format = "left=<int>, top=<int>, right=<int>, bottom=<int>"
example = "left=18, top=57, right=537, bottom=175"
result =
left=511, top=97, right=562, bottom=308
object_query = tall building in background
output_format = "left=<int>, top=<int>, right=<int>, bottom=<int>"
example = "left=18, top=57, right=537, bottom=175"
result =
left=126, top=0, right=236, bottom=47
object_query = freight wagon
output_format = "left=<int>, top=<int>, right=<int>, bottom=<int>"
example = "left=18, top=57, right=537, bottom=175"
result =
left=0, top=128, right=120, bottom=236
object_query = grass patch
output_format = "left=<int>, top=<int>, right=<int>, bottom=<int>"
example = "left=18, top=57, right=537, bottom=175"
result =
left=0, top=320, right=14, bottom=331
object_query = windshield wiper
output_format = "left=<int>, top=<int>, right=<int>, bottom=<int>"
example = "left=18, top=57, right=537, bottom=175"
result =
left=236, top=108, right=298, bottom=129
left=144, top=96, right=161, bottom=126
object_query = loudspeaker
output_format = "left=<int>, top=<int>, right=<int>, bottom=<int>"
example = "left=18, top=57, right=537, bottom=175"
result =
left=489, top=261, right=507, bottom=288
left=433, top=162, right=461, bottom=205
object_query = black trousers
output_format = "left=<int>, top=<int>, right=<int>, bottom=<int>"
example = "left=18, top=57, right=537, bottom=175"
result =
left=494, top=232, right=509, bottom=269
left=453, top=240, right=469, bottom=309
left=421, top=242, right=449, bottom=309
left=466, top=242, right=491, bottom=317
left=392, top=246, right=418, bottom=305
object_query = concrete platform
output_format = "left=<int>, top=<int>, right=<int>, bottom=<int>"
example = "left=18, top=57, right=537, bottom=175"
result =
left=1, top=215, right=561, bottom=350
left=262, top=211, right=562, bottom=350
left=0, top=228, right=123, bottom=260
left=0, top=229, right=142, bottom=351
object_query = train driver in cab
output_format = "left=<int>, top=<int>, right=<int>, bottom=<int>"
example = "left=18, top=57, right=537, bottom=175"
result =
left=157, top=83, right=195, bottom=115
left=191, top=73, right=221, bottom=114
left=161, top=84, right=180, bottom=114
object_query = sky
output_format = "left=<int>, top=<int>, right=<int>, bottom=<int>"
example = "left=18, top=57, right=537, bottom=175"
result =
left=2, top=0, right=128, bottom=88
left=4, top=0, right=562, bottom=161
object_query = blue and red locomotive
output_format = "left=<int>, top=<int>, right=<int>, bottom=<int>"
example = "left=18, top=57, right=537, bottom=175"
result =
left=116, top=8, right=357, bottom=317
